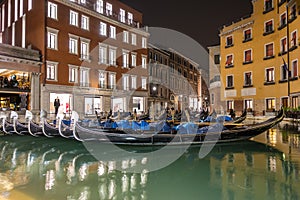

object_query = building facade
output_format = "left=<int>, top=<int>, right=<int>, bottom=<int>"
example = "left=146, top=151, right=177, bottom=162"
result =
left=0, top=0, right=149, bottom=118
left=148, top=44, right=202, bottom=113
left=208, top=45, right=225, bottom=114
left=220, top=0, right=300, bottom=116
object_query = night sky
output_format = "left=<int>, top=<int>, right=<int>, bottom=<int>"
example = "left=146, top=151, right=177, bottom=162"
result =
left=120, top=0, right=253, bottom=50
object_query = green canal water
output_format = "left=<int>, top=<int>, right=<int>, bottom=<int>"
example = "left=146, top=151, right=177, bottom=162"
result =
left=0, top=122, right=299, bottom=200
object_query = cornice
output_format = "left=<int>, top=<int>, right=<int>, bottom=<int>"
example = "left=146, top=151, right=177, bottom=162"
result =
left=53, top=0, right=150, bottom=37
left=220, top=21, right=254, bottom=36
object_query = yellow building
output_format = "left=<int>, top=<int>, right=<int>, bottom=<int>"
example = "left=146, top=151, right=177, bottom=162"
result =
left=220, top=0, right=300, bottom=115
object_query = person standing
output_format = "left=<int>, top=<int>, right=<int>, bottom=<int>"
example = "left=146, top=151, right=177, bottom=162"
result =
left=54, top=97, right=60, bottom=116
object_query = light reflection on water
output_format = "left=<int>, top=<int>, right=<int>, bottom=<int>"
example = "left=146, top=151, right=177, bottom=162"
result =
left=0, top=123, right=299, bottom=200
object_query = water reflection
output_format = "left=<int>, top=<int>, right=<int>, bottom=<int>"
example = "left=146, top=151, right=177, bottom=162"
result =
left=0, top=124, right=299, bottom=199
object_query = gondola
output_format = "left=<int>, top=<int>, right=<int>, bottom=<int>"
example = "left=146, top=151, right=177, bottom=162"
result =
left=74, top=108, right=284, bottom=145
left=25, top=110, right=43, bottom=137
left=0, top=111, right=20, bottom=134
left=41, top=110, right=78, bottom=139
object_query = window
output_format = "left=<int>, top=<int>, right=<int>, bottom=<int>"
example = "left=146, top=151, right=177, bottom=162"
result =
left=265, top=20, right=273, bottom=34
left=141, top=77, right=147, bottom=90
left=266, top=68, right=275, bottom=83
left=48, top=2, right=57, bottom=19
left=292, top=96, right=298, bottom=109
left=266, top=98, right=276, bottom=111
left=81, top=15, right=89, bottom=30
left=69, top=35, right=78, bottom=54
left=122, top=50, right=129, bottom=68
left=69, top=65, right=78, bottom=83
left=14, top=0, right=18, bottom=21
left=264, top=0, right=273, bottom=12
left=80, top=39, right=90, bottom=61
left=106, top=3, right=112, bottom=16
left=120, top=9, right=125, bottom=23
left=281, top=64, right=288, bottom=80
left=226, top=75, right=234, bottom=88
left=8, top=0, right=11, bottom=27
left=70, top=10, right=78, bottom=26
left=95, top=0, right=103, bottom=14
left=209, top=93, right=214, bottom=105
left=282, top=97, right=288, bottom=108
left=80, top=0, right=86, bottom=4
left=142, top=55, right=147, bottom=69
left=226, top=35, right=233, bottom=47
left=1, top=4, right=4, bottom=32
left=244, top=49, right=252, bottom=63
left=280, top=37, right=287, bottom=53
left=109, top=46, right=117, bottom=66
left=225, top=54, right=233, bottom=67
left=265, top=43, right=274, bottom=58
left=292, top=60, right=298, bottom=78
left=80, top=67, right=90, bottom=87
left=123, top=31, right=129, bottom=43
left=245, top=99, right=253, bottom=110
left=84, top=97, right=101, bottom=115
left=99, top=44, right=107, bottom=64
left=128, top=12, right=133, bottom=24
left=109, top=26, right=116, bottom=39
left=47, top=27, right=58, bottom=50
left=244, top=29, right=252, bottom=42
left=279, top=13, right=286, bottom=27
left=214, top=54, right=220, bottom=64
left=19, top=0, right=23, bottom=17
left=227, top=100, right=234, bottom=110
left=108, top=72, right=116, bottom=89
left=131, top=76, right=137, bottom=89
left=290, top=4, right=297, bottom=20
left=123, top=74, right=129, bottom=91
left=28, top=0, right=32, bottom=11
left=291, top=31, right=297, bottom=47
left=131, top=53, right=137, bottom=67
left=46, top=61, right=58, bottom=81
left=100, top=22, right=107, bottom=36
left=98, top=70, right=107, bottom=89
left=244, top=72, right=252, bottom=86
left=142, top=37, right=147, bottom=48
left=131, top=33, right=137, bottom=45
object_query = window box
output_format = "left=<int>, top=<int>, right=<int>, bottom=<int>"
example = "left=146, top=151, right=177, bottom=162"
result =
left=263, top=30, right=274, bottom=36
left=289, top=46, right=298, bottom=52
left=288, top=16, right=297, bottom=23
left=225, top=44, right=234, bottom=49
left=279, top=79, right=288, bottom=83
left=242, top=38, right=253, bottom=43
left=263, top=55, right=275, bottom=60
left=225, top=64, right=234, bottom=68
left=290, top=77, right=298, bottom=81
left=243, top=85, right=253, bottom=88
left=278, top=24, right=287, bottom=30
left=278, top=0, right=286, bottom=7
left=263, top=7, right=274, bottom=14
left=243, top=61, right=253, bottom=65
left=278, top=51, right=287, bottom=56
left=264, top=81, right=275, bottom=85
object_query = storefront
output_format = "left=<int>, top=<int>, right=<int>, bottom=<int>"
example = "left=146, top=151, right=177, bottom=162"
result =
left=0, top=44, right=41, bottom=112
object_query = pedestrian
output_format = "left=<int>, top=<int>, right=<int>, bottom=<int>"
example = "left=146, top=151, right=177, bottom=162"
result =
left=54, top=96, right=60, bottom=116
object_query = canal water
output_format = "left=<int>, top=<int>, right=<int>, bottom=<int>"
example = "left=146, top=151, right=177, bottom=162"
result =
left=0, top=122, right=299, bottom=200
